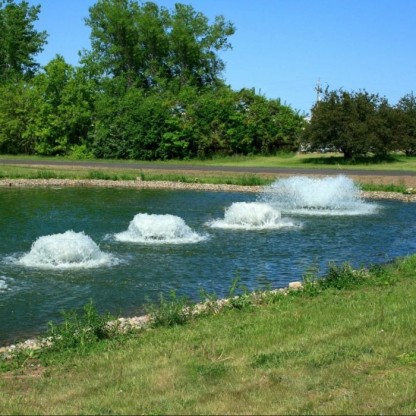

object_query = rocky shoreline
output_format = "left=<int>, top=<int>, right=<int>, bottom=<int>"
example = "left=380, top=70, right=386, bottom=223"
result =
left=1, top=178, right=415, bottom=201
left=0, top=282, right=304, bottom=357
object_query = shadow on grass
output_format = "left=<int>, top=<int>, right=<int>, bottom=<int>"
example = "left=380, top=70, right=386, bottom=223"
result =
left=301, top=154, right=400, bottom=166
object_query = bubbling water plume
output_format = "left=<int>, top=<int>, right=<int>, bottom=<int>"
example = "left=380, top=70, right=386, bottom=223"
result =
left=261, top=175, right=378, bottom=216
left=207, top=202, right=299, bottom=230
left=18, top=231, right=117, bottom=269
left=114, top=213, right=207, bottom=244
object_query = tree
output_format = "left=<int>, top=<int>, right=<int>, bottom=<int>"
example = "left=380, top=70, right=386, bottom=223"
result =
left=233, top=89, right=304, bottom=155
left=0, top=0, right=47, bottom=82
left=83, top=0, right=235, bottom=91
left=27, top=56, right=95, bottom=156
left=371, top=97, right=396, bottom=157
left=92, top=87, right=171, bottom=160
left=303, top=88, right=390, bottom=159
left=395, top=92, right=416, bottom=156
left=0, top=79, right=36, bottom=153
left=166, top=3, right=234, bottom=89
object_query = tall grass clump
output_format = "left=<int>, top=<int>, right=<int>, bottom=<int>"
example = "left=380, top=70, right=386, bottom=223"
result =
left=47, top=301, right=114, bottom=352
left=87, top=170, right=114, bottom=180
left=227, top=276, right=254, bottom=310
left=359, top=182, right=408, bottom=193
left=32, top=170, right=59, bottom=179
left=302, top=260, right=404, bottom=296
left=145, top=290, right=193, bottom=328
left=239, top=175, right=264, bottom=186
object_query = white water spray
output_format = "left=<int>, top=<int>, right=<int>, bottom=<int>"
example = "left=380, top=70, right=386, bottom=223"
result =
left=206, top=202, right=299, bottom=230
left=261, top=175, right=377, bottom=216
left=114, top=213, right=207, bottom=244
left=18, top=231, right=117, bottom=269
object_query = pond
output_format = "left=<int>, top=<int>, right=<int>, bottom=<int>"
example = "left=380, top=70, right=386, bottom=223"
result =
left=1, top=177, right=415, bottom=344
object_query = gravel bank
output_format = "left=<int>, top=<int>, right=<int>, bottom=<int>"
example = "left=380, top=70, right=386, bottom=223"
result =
left=0, top=283, right=305, bottom=356
left=1, top=178, right=415, bottom=202
left=0, top=178, right=262, bottom=193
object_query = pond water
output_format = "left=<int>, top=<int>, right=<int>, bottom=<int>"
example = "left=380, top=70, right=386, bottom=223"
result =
left=1, top=179, right=416, bottom=344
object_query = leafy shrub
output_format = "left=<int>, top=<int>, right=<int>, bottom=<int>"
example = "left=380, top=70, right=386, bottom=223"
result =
left=68, top=144, right=95, bottom=160
left=318, top=262, right=368, bottom=290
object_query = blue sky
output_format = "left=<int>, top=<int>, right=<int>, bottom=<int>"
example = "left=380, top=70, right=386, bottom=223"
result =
left=27, top=0, right=416, bottom=114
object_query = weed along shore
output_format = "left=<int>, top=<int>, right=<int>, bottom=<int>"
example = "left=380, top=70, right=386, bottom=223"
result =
left=0, top=280, right=304, bottom=355
left=1, top=177, right=416, bottom=202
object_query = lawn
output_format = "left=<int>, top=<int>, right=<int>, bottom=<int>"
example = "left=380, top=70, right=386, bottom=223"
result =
left=1, top=152, right=416, bottom=171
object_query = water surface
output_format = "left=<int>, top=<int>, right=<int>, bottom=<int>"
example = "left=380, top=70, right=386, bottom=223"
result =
left=0, top=186, right=415, bottom=344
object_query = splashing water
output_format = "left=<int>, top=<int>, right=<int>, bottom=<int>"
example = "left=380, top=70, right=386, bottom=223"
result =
left=17, top=231, right=117, bottom=269
left=206, top=202, right=299, bottom=230
left=261, top=175, right=378, bottom=216
left=114, top=213, right=207, bottom=244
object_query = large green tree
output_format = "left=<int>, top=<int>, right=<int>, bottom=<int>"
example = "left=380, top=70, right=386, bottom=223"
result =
left=395, top=92, right=416, bottom=156
left=28, top=56, right=95, bottom=156
left=303, top=88, right=392, bottom=159
left=0, top=0, right=47, bottom=82
left=83, top=0, right=235, bottom=91
left=0, top=79, right=36, bottom=153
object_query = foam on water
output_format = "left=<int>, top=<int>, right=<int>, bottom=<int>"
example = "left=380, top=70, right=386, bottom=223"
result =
left=18, top=230, right=117, bottom=269
left=206, top=202, right=299, bottom=230
left=114, top=213, right=207, bottom=244
left=0, top=276, right=12, bottom=292
left=261, top=175, right=378, bottom=216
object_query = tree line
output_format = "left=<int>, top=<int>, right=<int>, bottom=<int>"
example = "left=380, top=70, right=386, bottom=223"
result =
left=0, top=0, right=414, bottom=161
left=0, top=0, right=305, bottom=159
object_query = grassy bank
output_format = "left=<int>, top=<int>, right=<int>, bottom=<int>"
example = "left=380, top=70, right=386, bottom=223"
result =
left=1, top=164, right=416, bottom=194
left=1, top=256, right=416, bottom=414
left=0, top=164, right=275, bottom=187
left=1, top=152, right=416, bottom=171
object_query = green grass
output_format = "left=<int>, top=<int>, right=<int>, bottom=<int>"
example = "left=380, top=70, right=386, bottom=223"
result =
left=202, top=152, right=416, bottom=171
left=0, top=164, right=276, bottom=187
left=1, top=163, right=414, bottom=193
left=1, top=256, right=416, bottom=414
left=1, top=152, right=416, bottom=171
left=1, top=152, right=416, bottom=191
left=359, top=182, right=411, bottom=193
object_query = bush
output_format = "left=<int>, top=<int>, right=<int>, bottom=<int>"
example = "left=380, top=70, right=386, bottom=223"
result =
left=318, top=262, right=368, bottom=290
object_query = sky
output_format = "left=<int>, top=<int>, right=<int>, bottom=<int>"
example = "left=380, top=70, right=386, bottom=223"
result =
left=26, top=0, right=416, bottom=115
